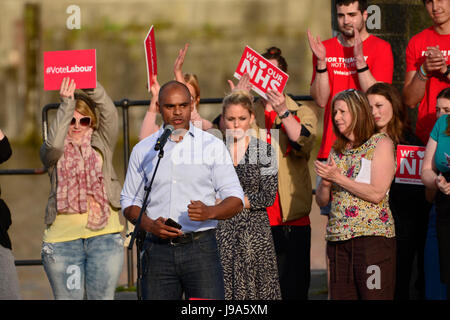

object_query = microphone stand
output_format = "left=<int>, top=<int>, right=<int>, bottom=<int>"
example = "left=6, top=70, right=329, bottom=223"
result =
left=127, top=147, right=165, bottom=300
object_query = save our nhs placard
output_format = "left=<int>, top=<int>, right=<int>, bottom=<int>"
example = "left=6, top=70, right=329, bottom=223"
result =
left=395, top=145, right=426, bottom=185
left=234, top=46, right=289, bottom=99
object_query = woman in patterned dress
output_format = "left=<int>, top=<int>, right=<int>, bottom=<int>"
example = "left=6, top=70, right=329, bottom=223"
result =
left=216, top=90, right=281, bottom=300
left=314, top=89, right=397, bottom=300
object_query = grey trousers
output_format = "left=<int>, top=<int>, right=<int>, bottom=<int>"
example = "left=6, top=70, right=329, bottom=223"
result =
left=0, top=245, right=21, bottom=299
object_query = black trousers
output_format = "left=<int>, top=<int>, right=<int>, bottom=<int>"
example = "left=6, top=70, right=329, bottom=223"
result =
left=391, top=202, right=431, bottom=300
left=271, top=225, right=311, bottom=300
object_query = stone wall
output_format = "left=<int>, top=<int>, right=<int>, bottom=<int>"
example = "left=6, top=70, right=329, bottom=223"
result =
left=0, top=0, right=333, bottom=141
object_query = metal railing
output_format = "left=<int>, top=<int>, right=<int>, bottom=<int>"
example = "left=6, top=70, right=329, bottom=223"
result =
left=1, top=94, right=314, bottom=288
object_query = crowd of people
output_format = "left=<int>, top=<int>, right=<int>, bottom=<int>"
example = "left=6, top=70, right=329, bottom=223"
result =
left=0, top=0, right=449, bottom=300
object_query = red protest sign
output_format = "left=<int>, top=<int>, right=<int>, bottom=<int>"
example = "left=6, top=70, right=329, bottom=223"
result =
left=44, top=49, right=97, bottom=90
left=395, top=145, right=426, bottom=185
left=234, top=46, right=289, bottom=99
left=144, top=25, right=157, bottom=91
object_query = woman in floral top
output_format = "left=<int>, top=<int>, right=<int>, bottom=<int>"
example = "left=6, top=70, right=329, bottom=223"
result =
left=315, top=89, right=396, bottom=300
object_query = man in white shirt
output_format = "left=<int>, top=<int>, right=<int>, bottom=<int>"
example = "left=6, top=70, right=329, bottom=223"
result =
left=121, top=81, right=244, bottom=300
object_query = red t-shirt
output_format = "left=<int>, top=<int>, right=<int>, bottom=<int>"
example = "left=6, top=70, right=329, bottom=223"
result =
left=312, top=35, right=394, bottom=159
left=264, top=110, right=310, bottom=227
left=406, top=26, right=450, bottom=144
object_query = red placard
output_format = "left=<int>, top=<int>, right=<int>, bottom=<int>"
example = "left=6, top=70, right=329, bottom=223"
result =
left=144, top=25, right=157, bottom=91
left=234, top=46, right=289, bottom=99
left=44, top=49, right=97, bottom=90
left=395, top=145, right=426, bottom=185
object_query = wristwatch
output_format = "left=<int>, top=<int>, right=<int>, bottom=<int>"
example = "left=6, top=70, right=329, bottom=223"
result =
left=278, top=110, right=290, bottom=119
left=444, top=65, right=450, bottom=78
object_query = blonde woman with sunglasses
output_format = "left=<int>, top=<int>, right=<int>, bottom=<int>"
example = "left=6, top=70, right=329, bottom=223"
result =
left=40, top=77, right=124, bottom=300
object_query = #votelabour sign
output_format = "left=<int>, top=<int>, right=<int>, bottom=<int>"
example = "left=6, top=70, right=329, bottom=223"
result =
left=395, top=145, right=426, bottom=185
left=44, top=49, right=97, bottom=90
left=234, top=46, right=289, bottom=99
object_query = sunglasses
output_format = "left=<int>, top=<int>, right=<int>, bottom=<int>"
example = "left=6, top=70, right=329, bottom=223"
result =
left=70, top=116, right=91, bottom=127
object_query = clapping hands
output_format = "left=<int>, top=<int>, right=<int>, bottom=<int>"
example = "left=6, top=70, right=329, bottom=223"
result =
left=423, top=45, right=447, bottom=75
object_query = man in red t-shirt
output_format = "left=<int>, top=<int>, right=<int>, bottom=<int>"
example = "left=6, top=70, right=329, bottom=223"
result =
left=308, top=0, right=393, bottom=162
left=307, top=0, right=393, bottom=218
left=403, top=0, right=450, bottom=145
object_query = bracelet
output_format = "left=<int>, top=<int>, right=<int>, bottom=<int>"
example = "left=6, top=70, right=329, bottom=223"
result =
left=278, top=110, right=290, bottom=120
left=417, top=66, right=428, bottom=82
left=417, top=71, right=427, bottom=82
left=316, top=66, right=327, bottom=73
left=420, top=64, right=428, bottom=78
left=356, top=65, right=369, bottom=73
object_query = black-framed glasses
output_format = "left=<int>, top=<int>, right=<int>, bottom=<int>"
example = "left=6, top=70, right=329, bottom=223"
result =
left=70, top=116, right=91, bottom=127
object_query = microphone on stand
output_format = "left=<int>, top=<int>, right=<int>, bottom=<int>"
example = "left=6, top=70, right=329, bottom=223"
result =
left=154, top=125, right=174, bottom=151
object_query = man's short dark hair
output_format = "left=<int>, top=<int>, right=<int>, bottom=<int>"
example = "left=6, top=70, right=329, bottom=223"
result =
left=336, top=0, right=368, bottom=13
left=158, top=80, right=191, bottom=104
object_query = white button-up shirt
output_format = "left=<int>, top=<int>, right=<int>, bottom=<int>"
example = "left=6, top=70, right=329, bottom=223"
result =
left=120, top=123, right=244, bottom=232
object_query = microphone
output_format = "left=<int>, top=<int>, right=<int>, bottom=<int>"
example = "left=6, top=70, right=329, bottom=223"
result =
left=154, top=125, right=174, bottom=151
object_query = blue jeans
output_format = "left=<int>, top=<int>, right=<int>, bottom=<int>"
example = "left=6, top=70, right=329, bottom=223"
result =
left=41, top=233, right=124, bottom=300
left=141, top=229, right=224, bottom=300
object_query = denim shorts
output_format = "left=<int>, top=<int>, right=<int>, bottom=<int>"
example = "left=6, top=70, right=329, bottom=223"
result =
left=41, top=233, right=124, bottom=300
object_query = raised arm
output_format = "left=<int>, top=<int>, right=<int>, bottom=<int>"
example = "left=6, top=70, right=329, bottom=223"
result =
left=40, top=77, right=77, bottom=168
left=308, top=29, right=330, bottom=108
left=174, top=43, right=189, bottom=83
left=173, top=43, right=213, bottom=131
left=83, top=81, right=119, bottom=148
left=266, top=90, right=302, bottom=142
left=139, top=75, right=161, bottom=140
left=353, top=27, right=378, bottom=91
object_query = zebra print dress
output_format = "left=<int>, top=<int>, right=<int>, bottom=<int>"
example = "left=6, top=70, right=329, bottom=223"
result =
left=216, top=137, right=281, bottom=300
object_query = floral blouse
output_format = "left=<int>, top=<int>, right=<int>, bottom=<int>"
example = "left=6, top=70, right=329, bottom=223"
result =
left=326, top=133, right=396, bottom=242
